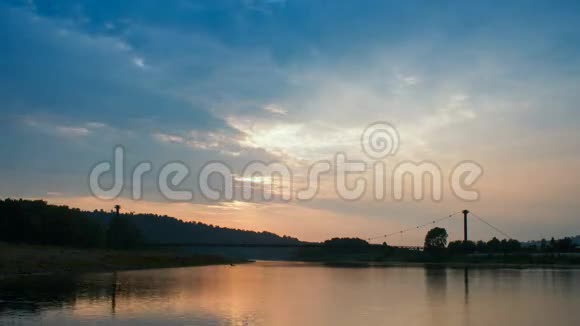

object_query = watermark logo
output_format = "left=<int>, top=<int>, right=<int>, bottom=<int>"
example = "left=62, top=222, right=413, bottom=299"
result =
left=89, top=122, right=483, bottom=202
left=360, top=121, right=399, bottom=159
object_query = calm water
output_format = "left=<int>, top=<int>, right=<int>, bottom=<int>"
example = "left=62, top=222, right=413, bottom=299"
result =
left=1, top=262, right=579, bottom=325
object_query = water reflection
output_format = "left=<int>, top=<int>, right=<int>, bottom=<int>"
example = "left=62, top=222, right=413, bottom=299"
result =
left=424, top=266, right=448, bottom=300
left=1, top=263, right=580, bottom=326
left=464, top=267, right=469, bottom=304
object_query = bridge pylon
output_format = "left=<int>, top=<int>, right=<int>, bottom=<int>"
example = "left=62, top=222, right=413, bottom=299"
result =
left=462, top=209, right=469, bottom=243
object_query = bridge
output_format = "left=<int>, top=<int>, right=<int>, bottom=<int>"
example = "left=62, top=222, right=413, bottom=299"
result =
left=145, top=210, right=511, bottom=250
left=363, top=210, right=512, bottom=245
left=146, top=242, right=424, bottom=250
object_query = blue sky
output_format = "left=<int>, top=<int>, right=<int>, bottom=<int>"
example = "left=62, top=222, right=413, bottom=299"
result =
left=1, top=0, right=580, bottom=243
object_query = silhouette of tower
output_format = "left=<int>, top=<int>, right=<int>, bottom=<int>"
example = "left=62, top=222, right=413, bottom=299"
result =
left=462, top=209, right=469, bottom=242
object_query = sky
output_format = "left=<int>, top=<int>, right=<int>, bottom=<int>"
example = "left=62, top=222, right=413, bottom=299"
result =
left=1, top=0, right=580, bottom=245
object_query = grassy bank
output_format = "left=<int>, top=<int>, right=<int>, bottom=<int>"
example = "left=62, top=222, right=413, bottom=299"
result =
left=0, top=243, right=242, bottom=277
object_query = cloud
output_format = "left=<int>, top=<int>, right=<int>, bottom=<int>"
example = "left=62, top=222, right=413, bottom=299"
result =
left=263, top=104, right=287, bottom=115
left=0, top=6, right=228, bottom=134
left=132, top=56, right=146, bottom=69
left=56, top=126, right=90, bottom=137
left=85, top=122, right=106, bottom=128
left=152, top=129, right=248, bottom=157
left=396, top=73, right=420, bottom=86
left=401, top=92, right=477, bottom=149
left=21, top=116, right=109, bottom=138
left=2, top=0, right=580, bottom=241
left=153, top=133, right=185, bottom=144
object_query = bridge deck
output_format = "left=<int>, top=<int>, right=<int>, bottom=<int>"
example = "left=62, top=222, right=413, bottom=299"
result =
left=146, top=242, right=423, bottom=250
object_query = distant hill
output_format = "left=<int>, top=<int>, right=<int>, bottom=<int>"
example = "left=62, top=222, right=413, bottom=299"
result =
left=86, top=210, right=301, bottom=245
left=0, top=198, right=301, bottom=248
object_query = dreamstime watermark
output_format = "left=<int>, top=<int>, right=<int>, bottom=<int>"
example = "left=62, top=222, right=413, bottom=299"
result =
left=88, top=122, right=483, bottom=202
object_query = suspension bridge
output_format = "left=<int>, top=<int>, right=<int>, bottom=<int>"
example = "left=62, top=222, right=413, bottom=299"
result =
left=363, top=210, right=513, bottom=248
left=147, top=209, right=513, bottom=250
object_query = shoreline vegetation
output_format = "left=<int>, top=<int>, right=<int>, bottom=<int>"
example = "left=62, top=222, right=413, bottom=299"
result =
left=0, top=242, right=245, bottom=278
left=0, top=198, right=291, bottom=278
left=1, top=198, right=579, bottom=277
left=294, top=237, right=580, bottom=268
left=2, top=242, right=579, bottom=279
left=298, top=254, right=580, bottom=269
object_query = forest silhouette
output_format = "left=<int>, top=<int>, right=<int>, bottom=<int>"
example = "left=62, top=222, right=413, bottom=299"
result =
left=0, top=198, right=300, bottom=250
left=0, top=198, right=578, bottom=261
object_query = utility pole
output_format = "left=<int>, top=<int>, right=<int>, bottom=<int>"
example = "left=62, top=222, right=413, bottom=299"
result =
left=462, top=209, right=469, bottom=243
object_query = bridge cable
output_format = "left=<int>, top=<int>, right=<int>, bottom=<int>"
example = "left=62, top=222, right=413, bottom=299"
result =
left=366, top=211, right=462, bottom=242
left=469, top=211, right=513, bottom=240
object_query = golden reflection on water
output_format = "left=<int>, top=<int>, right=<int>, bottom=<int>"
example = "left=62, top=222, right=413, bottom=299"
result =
left=2, top=262, right=580, bottom=325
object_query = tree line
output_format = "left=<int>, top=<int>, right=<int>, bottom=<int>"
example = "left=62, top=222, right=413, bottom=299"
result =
left=0, top=199, right=142, bottom=249
left=0, top=198, right=300, bottom=250
left=424, top=227, right=579, bottom=254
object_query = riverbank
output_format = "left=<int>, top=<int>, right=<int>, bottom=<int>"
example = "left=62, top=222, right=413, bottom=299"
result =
left=0, top=243, right=243, bottom=278
left=295, top=247, right=580, bottom=268
left=322, top=260, right=580, bottom=269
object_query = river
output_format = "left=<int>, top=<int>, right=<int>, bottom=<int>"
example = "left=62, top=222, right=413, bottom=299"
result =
left=1, top=262, right=579, bottom=325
